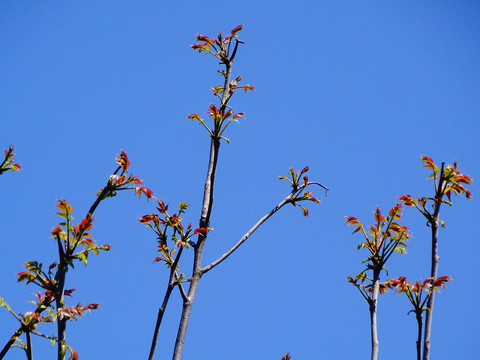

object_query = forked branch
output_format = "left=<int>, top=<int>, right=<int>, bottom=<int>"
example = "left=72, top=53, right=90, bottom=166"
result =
left=201, top=182, right=328, bottom=275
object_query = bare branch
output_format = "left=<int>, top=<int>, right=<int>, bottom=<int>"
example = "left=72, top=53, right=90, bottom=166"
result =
left=306, top=181, right=329, bottom=195
left=200, top=191, right=295, bottom=275
left=25, top=332, right=32, bottom=360
left=174, top=273, right=188, bottom=302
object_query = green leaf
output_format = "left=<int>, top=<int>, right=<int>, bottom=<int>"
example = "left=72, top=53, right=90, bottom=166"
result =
left=0, top=297, right=12, bottom=312
left=394, top=246, right=407, bottom=254
left=55, top=212, right=70, bottom=220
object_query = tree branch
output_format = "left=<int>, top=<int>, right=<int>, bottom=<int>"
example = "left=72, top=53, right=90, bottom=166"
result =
left=174, top=273, right=188, bottom=302
left=147, top=245, right=185, bottom=360
left=305, top=181, right=329, bottom=195
left=200, top=191, right=296, bottom=275
left=147, top=284, right=175, bottom=360
left=87, top=166, right=121, bottom=216
left=0, top=330, right=22, bottom=359
left=25, top=331, right=32, bottom=360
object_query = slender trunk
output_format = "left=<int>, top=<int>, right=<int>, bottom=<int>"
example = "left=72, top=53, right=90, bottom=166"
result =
left=172, top=276, right=200, bottom=360
left=423, top=164, right=444, bottom=360
left=55, top=238, right=67, bottom=360
left=56, top=299, right=67, bottom=360
left=171, top=138, right=220, bottom=360
left=422, top=220, right=439, bottom=360
left=416, top=312, right=423, bottom=360
left=26, top=331, right=32, bottom=360
left=369, top=268, right=380, bottom=360
left=147, top=285, right=175, bottom=360
left=170, top=40, right=236, bottom=358
left=148, top=245, right=185, bottom=360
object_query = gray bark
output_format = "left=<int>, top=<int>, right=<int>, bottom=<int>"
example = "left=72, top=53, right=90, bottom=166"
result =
left=369, top=268, right=380, bottom=360
left=422, top=164, right=444, bottom=360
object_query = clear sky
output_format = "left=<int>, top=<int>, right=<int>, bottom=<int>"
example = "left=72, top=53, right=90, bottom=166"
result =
left=1, top=1, right=479, bottom=359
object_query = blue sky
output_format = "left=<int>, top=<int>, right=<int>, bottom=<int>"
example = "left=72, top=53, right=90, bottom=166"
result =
left=1, top=1, right=479, bottom=359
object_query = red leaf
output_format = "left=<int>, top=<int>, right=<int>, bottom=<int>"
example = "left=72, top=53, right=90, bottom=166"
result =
left=231, top=25, right=243, bottom=34
left=139, top=214, right=158, bottom=223
left=116, top=150, right=130, bottom=171
left=300, top=166, right=309, bottom=175
left=301, top=207, right=309, bottom=216
left=432, top=275, right=452, bottom=289
left=76, top=215, right=93, bottom=234
left=51, top=226, right=63, bottom=237
left=195, top=34, right=212, bottom=43
left=187, top=114, right=201, bottom=120
left=421, top=155, right=439, bottom=173
left=398, top=195, right=415, bottom=206
left=56, top=199, right=73, bottom=215
left=64, top=289, right=76, bottom=297
left=156, top=200, right=168, bottom=214
left=135, top=186, right=154, bottom=199
left=373, top=207, right=384, bottom=223
left=194, top=228, right=209, bottom=235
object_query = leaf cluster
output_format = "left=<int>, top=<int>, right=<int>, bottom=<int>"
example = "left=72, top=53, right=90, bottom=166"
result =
left=188, top=25, right=255, bottom=141
left=279, top=166, right=325, bottom=216
left=398, top=155, right=472, bottom=225
left=346, top=155, right=472, bottom=360
left=50, top=200, right=110, bottom=267
left=0, top=145, right=21, bottom=175
left=97, top=150, right=154, bottom=201
left=346, top=204, right=410, bottom=302
left=347, top=204, right=409, bottom=268
left=388, top=276, right=451, bottom=316
left=191, top=25, right=243, bottom=63
left=1, top=150, right=152, bottom=359
left=140, top=200, right=203, bottom=285
left=11, top=201, right=107, bottom=347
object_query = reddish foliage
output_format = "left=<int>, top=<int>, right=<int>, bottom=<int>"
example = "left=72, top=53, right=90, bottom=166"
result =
left=116, top=150, right=130, bottom=171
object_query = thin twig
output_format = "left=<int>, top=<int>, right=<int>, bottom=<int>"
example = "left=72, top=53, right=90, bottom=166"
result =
left=306, top=181, right=329, bottom=195
left=174, top=273, right=188, bottom=302
left=87, top=166, right=121, bottom=216
left=148, top=245, right=187, bottom=360
left=30, top=330, right=53, bottom=340
left=147, top=284, right=175, bottom=360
